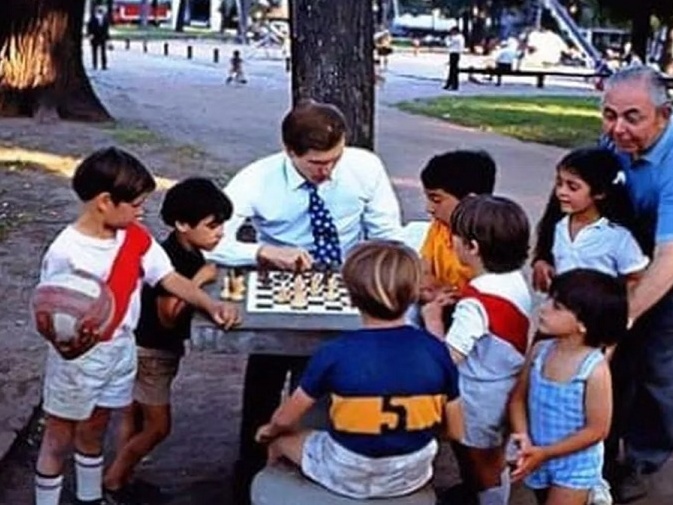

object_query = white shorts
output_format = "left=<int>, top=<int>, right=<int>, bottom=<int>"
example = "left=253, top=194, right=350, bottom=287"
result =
left=42, top=335, right=137, bottom=421
left=301, top=431, right=437, bottom=499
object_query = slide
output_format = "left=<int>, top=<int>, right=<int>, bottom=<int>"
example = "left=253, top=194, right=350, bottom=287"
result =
left=544, top=0, right=601, bottom=67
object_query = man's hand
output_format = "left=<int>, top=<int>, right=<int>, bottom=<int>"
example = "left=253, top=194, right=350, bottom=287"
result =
left=206, top=300, right=241, bottom=330
left=193, top=263, right=218, bottom=287
left=532, top=260, right=555, bottom=293
left=257, top=245, right=313, bottom=271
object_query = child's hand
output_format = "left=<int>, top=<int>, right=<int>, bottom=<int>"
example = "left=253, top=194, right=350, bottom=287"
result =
left=255, top=423, right=277, bottom=444
left=37, top=314, right=100, bottom=360
left=267, top=439, right=283, bottom=465
left=194, top=263, right=218, bottom=286
left=511, top=443, right=548, bottom=482
left=207, top=300, right=241, bottom=330
left=532, top=260, right=555, bottom=293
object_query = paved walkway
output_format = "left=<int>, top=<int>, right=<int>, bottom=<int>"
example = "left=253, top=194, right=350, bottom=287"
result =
left=1, top=42, right=671, bottom=505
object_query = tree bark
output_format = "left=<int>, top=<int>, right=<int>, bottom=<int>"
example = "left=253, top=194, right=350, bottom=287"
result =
left=290, top=0, right=375, bottom=149
left=630, top=9, right=650, bottom=63
left=0, top=0, right=111, bottom=121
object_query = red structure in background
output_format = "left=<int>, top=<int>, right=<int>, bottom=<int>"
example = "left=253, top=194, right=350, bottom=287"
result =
left=112, top=0, right=172, bottom=24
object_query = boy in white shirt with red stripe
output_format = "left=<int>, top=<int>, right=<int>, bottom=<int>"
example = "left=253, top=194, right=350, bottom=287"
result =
left=423, top=195, right=532, bottom=505
left=34, top=148, right=239, bottom=505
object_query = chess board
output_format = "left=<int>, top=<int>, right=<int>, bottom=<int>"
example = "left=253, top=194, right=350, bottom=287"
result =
left=245, top=271, right=358, bottom=315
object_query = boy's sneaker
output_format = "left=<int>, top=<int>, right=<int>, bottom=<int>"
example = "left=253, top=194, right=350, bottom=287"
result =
left=588, top=478, right=613, bottom=505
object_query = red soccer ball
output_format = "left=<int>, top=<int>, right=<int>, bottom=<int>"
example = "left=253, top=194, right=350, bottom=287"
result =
left=30, top=271, right=115, bottom=357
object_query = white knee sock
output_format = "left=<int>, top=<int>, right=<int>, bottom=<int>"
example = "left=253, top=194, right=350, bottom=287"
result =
left=74, top=452, right=104, bottom=501
left=478, top=468, right=511, bottom=505
left=35, top=473, right=63, bottom=505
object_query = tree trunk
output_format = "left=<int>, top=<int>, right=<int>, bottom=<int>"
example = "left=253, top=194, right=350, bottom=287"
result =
left=175, top=0, right=188, bottom=32
left=631, top=9, right=650, bottom=63
left=290, top=0, right=375, bottom=149
left=0, top=0, right=111, bottom=121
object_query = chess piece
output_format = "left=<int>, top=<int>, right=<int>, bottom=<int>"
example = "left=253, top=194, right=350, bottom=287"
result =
left=325, top=273, right=339, bottom=301
left=229, top=271, right=246, bottom=302
left=220, top=272, right=231, bottom=300
left=290, top=273, right=308, bottom=308
left=274, top=282, right=291, bottom=304
left=310, top=272, right=323, bottom=296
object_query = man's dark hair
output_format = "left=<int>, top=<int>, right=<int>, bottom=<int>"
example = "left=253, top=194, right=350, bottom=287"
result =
left=72, top=147, right=156, bottom=204
left=549, top=269, right=628, bottom=348
left=420, top=150, right=496, bottom=199
left=281, top=100, right=348, bottom=155
left=161, top=177, right=233, bottom=227
left=450, top=195, right=529, bottom=273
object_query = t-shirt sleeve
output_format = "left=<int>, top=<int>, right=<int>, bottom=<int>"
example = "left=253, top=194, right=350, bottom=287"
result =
left=39, top=246, right=71, bottom=282
left=299, top=344, right=335, bottom=400
left=142, top=238, right=175, bottom=287
left=615, top=228, right=649, bottom=274
left=656, top=176, right=673, bottom=244
left=445, top=298, right=488, bottom=356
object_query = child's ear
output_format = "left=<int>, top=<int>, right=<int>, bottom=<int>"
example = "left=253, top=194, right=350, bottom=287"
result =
left=175, top=221, right=190, bottom=233
left=578, top=321, right=588, bottom=334
left=468, top=239, right=480, bottom=256
left=95, top=192, right=113, bottom=212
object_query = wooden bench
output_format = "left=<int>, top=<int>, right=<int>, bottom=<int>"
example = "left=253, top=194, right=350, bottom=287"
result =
left=458, top=67, right=673, bottom=89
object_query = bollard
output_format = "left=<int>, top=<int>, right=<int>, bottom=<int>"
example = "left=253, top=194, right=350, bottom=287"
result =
left=163, top=42, right=169, bottom=56
left=142, top=40, right=148, bottom=53
left=125, top=38, right=130, bottom=50
left=187, top=45, right=193, bottom=59
left=213, top=48, right=219, bottom=64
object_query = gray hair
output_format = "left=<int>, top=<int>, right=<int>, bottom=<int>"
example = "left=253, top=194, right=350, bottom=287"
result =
left=603, top=65, right=670, bottom=108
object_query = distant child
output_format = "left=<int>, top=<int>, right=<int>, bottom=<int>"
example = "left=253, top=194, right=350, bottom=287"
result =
left=419, top=150, right=496, bottom=304
left=255, top=241, right=464, bottom=499
left=532, top=147, right=647, bottom=293
left=422, top=195, right=532, bottom=505
left=509, top=269, right=627, bottom=505
left=226, top=49, right=247, bottom=84
left=103, top=178, right=233, bottom=502
left=34, top=148, right=239, bottom=505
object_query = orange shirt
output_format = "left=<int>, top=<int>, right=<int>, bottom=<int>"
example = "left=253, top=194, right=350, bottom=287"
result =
left=420, top=219, right=473, bottom=291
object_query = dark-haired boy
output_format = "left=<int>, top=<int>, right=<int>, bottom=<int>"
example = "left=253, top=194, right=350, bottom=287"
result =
left=423, top=195, right=532, bottom=505
left=103, top=178, right=233, bottom=503
left=35, top=152, right=239, bottom=505
left=419, top=150, right=496, bottom=303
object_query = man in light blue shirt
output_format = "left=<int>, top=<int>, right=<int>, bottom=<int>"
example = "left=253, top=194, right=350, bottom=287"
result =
left=207, top=100, right=403, bottom=504
left=601, top=66, right=673, bottom=503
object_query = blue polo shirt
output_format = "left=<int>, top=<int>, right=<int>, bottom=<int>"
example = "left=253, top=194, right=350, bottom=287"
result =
left=611, top=121, right=673, bottom=251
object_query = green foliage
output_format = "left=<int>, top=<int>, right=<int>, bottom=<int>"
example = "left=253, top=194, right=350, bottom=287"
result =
left=398, top=95, right=601, bottom=148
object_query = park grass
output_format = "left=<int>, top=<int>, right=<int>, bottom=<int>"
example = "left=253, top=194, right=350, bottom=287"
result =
left=111, top=25, right=224, bottom=41
left=104, top=124, right=163, bottom=146
left=397, top=95, right=602, bottom=148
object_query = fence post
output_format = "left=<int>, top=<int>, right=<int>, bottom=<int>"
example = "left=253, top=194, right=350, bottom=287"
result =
left=187, top=45, right=193, bottom=59
left=164, top=43, right=169, bottom=56
left=125, top=38, right=130, bottom=50
left=142, top=40, right=148, bottom=53
left=213, top=48, right=219, bottom=63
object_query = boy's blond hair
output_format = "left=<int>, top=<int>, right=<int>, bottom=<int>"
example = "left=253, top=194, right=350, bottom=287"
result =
left=342, top=240, right=421, bottom=320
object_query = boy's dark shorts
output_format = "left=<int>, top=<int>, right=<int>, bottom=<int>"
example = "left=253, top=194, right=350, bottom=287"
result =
left=133, top=347, right=180, bottom=406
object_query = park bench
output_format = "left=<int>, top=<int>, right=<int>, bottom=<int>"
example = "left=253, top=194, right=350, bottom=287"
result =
left=459, top=67, right=673, bottom=89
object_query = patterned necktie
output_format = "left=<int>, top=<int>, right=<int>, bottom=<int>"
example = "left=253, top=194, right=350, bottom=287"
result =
left=305, top=182, right=342, bottom=266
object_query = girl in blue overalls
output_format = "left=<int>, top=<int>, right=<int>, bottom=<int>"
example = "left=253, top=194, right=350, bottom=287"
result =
left=508, top=269, right=628, bottom=505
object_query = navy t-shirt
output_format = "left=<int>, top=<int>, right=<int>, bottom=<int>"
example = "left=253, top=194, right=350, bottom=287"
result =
left=135, top=232, right=205, bottom=356
left=300, top=325, right=459, bottom=458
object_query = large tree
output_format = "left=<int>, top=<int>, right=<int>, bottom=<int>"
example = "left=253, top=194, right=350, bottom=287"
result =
left=0, top=0, right=110, bottom=120
left=290, top=0, right=375, bottom=149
